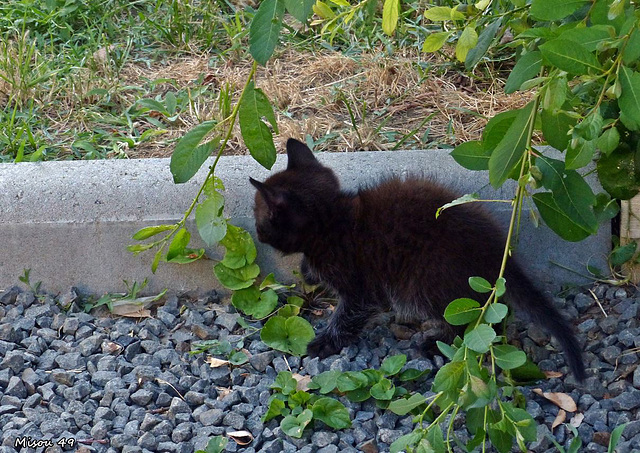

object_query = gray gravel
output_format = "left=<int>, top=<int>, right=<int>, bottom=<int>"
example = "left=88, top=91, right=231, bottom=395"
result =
left=0, top=283, right=639, bottom=453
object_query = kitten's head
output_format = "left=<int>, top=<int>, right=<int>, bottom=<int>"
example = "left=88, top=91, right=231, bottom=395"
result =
left=249, top=138, right=340, bottom=253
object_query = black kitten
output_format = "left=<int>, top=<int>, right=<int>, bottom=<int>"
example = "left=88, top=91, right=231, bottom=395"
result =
left=250, top=138, right=586, bottom=381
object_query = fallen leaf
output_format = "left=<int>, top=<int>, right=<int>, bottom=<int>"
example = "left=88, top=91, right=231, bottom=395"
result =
left=111, top=303, right=151, bottom=318
left=570, top=412, right=584, bottom=428
left=101, top=340, right=122, bottom=354
left=228, top=430, right=254, bottom=445
left=533, top=388, right=577, bottom=412
left=292, top=373, right=312, bottom=392
left=216, top=387, right=232, bottom=399
left=543, top=371, right=564, bottom=379
left=206, top=357, right=230, bottom=368
left=552, top=409, right=566, bottom=429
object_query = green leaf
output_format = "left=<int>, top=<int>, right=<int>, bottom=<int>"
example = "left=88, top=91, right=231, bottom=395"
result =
left=539, top=39, right=603, bottom=75
left=597, top=141, right=640, bottom=199
left=559, top=25, right=613, bottom=52
left=469, top=276, right=492, bottom=293
left=619, top=66, right=640, bottom=131
left=594, top=192, right=620, bottom=223
left=346, top=387, right=372, bottom=402
left=456, top=26, right=478, bottom=63
left=196, top=194, right=227, bottom=246
left=532, top=192, right=593, bottom=241
left=398, top=368, right=429, bottom=381
left=574, top=111, right=604, bottom=141
left=382, top=0, right=399, bottom=35
left=464, top=325, right=496, bottom=353
left=483, top=110, right=518, bottom=150
left=381, top=354, right=407, bottom=376
left=465, top=19, right=501, bottom=69
left=132, top=224, right=175, bottom=240
left=337, top=371, right=369, bottom=392
left=249, top=0, right=284, bottom=65
left=283, top=0, right=315, bottom=22
left=505, top=51, right=542, bottom=94
left=610, top=242, right=637, bottom=266
left=288, top=390, right=311, bottom=407
left=542, top=75, right=568, bottom=111
left=239, top=81, right=278, bottom=169
left=623, top=29, right=640, bottom=65
left=541, top=109, right=577, bottom=150
left=229, top=350, right=248, bottom=365
left=219, top=223, right=258, bottom=269
left=596, top=127, right=620, bottom=154
left=484, top=303, right=508, bottom=323
left=311, top=398, right=351, bottom=429
left=437, top=341, right=457, bottom=360
left=213, top=262, right=260, bottom=290
left=422, top=31, right=453, bottom=52
left=608, top=423, right=628, bottom=453
left=424, top=6, right=464, bottom=21
left=309, top=370, right=341, bottom=394
left=510, top=358, right=546, bottom=382
left=281, top=409, right=313, bottom=438
left=272, top=371, right=300, bottom=395
left=444, top=298, right=482, bottom=325
left=287, top=295, right=305, bottom=306
left=165, top=247, right=205, bottom=264
left=450, top=141, right=490, bottom=170
left=387, top=393, right=426, bottom=416
left=436, top=193, right=480, bottom=218
left=530, top=0, right=589, bottom=20
left=535, top=156, right=597, bottom=234
left=261, top=315, right=315, bottom=355
left=492, top=344, right=527, bottom=370
left=232, top=286, right=279, bottom=318
left=370, top=378, right=395, bottom=400
left=166, top=228, right=190, bottom=261
left=170, top=120, right=218, bottom=184
left=198, top=436, right=228, bottom=453
left=495, top=277, right=506, bottom=297
left=488, top=426, right=513, bottom=453
left=278, top=304, right=301, bottom=318
left=151, top=247, right=162, bottom=273
left=432, top=361, right=465, bottom=403
left=566, top=139, right=595, bottom=170
left=488, top=101, right=535, bottom=188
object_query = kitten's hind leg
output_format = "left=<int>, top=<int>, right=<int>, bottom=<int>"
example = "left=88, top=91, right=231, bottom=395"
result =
left=307, top=296, right=379, bottom=358
left=300, top=256, right=322, bottom=285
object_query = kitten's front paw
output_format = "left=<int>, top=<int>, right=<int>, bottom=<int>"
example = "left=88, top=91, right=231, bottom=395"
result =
left=306, top=332, right=341, bottom=358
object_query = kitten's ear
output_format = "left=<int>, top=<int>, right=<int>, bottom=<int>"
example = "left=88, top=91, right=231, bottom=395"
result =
left=249, top=177, right=287, bottom=211
left=286, top=138, right=318, bottom=169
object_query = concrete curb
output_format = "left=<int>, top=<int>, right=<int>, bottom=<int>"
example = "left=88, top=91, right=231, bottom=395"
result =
left=0, top=149, right=610, bottom=295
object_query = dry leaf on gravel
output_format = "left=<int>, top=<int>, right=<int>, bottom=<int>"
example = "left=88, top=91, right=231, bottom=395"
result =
left=228, top=430, right=254, bottom=445
left=206, top=357, right=230, bottom=368
left=293, top=373, right=312, bottom=392
left=570, top=413, right=585, bottom=428
left=543, top=370, right=564, bottom=379
left=552, top=409, right=566, bottom=429
left=533, top=388, right=577, bottom=412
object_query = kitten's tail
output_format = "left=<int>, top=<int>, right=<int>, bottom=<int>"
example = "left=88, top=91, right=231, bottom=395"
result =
left=504, top=263, right=586, bottom=382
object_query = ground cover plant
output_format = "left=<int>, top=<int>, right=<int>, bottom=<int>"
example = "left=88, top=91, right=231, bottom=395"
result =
left=3, top=0, right=640, bottom=451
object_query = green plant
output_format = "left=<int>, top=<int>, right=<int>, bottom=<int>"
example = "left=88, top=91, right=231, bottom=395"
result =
left=128, top=0, right=638, bottom=451
left=83, top=279, right=167, bottom=314
left=195, top=436, right=228, bottom=453
left=18, top=268, right=42, bottom=294
left=264, top=354, right=429, bottom=439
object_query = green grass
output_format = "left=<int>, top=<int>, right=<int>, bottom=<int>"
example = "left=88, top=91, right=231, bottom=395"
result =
left=0, top=0, right=499, bottom=162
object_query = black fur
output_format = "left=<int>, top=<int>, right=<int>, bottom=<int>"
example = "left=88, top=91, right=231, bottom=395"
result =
left=250, top=138, right=586, bottom=381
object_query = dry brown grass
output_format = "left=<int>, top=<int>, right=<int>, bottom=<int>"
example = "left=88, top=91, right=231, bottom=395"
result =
left=33, top=43, right=531, bottom=159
